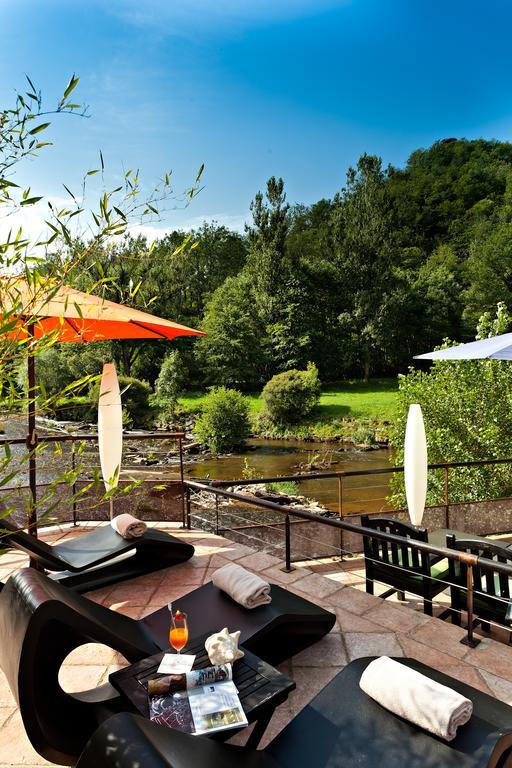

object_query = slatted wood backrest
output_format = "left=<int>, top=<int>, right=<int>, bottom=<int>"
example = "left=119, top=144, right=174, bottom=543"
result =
left=361, top=515, right=429, bottom=575
left=447, top=534, right=512, bottom=603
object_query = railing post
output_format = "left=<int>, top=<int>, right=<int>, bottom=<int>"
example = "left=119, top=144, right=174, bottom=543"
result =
left=71, top=441, right=77, bottom=526
left=186, top=485, right=191, bottom=530
left=461, top=560, right=481, bottom=648
left=282, top=513, right=294, bottom=573
left=215, top=494, right=219, bottom=536
left=179, top=436, right=185, bottom=526
left=444, top=466, right=450, bottom=528
left=338, top=474, right=344, bottom=561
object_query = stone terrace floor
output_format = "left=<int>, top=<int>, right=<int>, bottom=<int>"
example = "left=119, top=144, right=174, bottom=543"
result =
left=2, top=522, right=512, bottom=766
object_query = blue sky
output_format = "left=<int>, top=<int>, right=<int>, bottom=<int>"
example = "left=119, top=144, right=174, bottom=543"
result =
left=2, top=0, right=512, bottom=238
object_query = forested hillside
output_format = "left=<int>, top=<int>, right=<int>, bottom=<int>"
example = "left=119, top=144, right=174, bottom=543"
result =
left=44, top=138, right=512, bottom=393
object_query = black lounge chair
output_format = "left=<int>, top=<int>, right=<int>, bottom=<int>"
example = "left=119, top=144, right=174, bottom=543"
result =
left=0, top=567, right=334, bottom=764
left=362, top=515, right=450, bottom=615
left=0, top=517, right=194, bottom=592
left=447, top=534, right=512, bottom=634
left=76, top=658, right=512, bottom=768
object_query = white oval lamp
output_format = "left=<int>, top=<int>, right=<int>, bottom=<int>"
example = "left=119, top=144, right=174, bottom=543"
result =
left=404, top=403, right=428, bottom=527
left=98, top=362, right=123, bottom=519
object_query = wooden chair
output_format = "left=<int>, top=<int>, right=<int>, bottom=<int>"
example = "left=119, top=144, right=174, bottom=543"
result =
left=0, top=568, right=335, bottom=764
left=447, top=534, right=512, bottom=633
left=361, top=515, right=449, bottom=615
left=76, top=658, right=512, bottom=768
left=0, top=517, right=194, bottom=592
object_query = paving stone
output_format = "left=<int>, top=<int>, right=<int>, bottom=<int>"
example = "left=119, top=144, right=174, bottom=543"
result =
left=334, top=606, right=388, bottom=633
left=344, top=631, right=403, bottom=661
left=410, top=618, right=469, bottom=659
left=325, top=585, right=381, bottom=614
left=287, top=665, right=342, bottom=718
left=288, top=572, right=343, bottom=599
left=0, top=706, right=15, bottom=729
left=155, top=565, right=207, bottom=586
left=235, top=552, right=283, bottom=571
left=58, top=664, right=107, bottom=694
left=84, top=586, right=114, bottom=604
left=292, top=633, right=347, bottom=667
left=111, top=604, right=146, bottom=619
left=262, top=564, right=312, bottom=584
left=148, top=583, right=196, bottom=606
left=103, top=585, right=158, bottom=606
left=0, top=710, right=54, bottom=765
left=62, top=643, right=117, bottom=666
left=479, top=670, right=512, bottom=704
left=432, top=665, right=493, bottom=695
left=463, top=637, right=512, bottom=678
left=398, top=636, right=469, bottom=668
left=0, top=671, right=16, bottom=707
left=364, top=601, right=431, bottom=633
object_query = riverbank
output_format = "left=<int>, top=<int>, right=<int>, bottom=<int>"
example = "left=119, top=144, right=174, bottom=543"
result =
left=178, top=378, right=398, bottom=445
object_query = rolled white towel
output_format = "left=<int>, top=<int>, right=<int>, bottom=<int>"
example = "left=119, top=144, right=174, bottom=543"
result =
left=212, top=563, right=271, bottom=609
left=359, top=657, right=473, bottom=741
left=111, top=513, right=147, bottom=539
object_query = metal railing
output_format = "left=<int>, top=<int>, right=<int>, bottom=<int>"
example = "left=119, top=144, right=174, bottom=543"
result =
left=208, top=455, right=512, bottom=528
left=184, top=478, right=512, bottom=649
left=0, top=431, right=187, bottom=528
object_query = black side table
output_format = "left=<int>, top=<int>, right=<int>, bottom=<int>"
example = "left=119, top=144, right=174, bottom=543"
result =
left=109, top=635, right=295, bottom=748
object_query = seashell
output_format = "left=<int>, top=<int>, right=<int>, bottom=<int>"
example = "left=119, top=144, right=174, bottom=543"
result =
left=205, top=627, right=244, bottom=666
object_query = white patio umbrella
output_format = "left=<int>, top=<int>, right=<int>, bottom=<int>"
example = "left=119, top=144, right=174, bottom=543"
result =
left=98, top=363, right=123, bottom=519
left=415, top=333, right=512, bottom=361
left=404, top=404, right=428, bottom=526
left=412, top=333, right=512, bottom=527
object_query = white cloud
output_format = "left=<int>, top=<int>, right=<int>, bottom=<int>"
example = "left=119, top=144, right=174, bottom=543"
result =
left=0, top=199, right=249, bottom=255
left=0, top=195, right=87, bottom=255
left=106, top=0, right=349, bottom=34
left=128, top=211, right=249, bottom=241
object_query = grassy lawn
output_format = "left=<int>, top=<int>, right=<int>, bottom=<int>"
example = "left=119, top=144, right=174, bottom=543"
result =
left=316, top=378, right=398, bottom=421
left=178, top=378, right=398, bottom=436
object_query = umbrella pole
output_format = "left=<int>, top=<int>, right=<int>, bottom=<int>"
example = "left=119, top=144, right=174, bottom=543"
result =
left=26, top=325, right=38, bottom=551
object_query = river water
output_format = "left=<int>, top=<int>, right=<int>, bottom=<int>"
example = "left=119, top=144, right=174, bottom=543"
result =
left=184, top=439, right=394, bottom=515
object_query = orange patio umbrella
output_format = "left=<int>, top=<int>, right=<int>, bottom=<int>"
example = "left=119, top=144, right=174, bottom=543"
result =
left=0, top=277, right=205, bottom=537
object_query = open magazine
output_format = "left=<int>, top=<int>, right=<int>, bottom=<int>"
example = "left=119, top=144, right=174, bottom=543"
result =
left=147, top=663, right=248, bottom=736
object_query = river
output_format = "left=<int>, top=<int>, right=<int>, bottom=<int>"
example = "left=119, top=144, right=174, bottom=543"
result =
left=183, top=439, right=394, bottom=515
left=1, top=417, right=394, bottom=518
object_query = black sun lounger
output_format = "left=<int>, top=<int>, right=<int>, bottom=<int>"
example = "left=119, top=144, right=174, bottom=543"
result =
left=0, top=568, right=335, bottom=765
left=0, top=518, right=194, bottom=592
left=76, top=658, right=512, bottom=768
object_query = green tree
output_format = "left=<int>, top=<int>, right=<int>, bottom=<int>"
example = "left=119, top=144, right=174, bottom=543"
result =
left=155, top=350, right=188, bottom=413
left=332, top=154, right=400, bottom=379
left=196, top=274, right=266, bottom=389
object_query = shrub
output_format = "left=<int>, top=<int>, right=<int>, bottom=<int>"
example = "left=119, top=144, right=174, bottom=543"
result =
left=194, top=387, right=250, bottom=453
left=262, top=363, right=321, bottom=425
left=89, top=375, right=154, bottom=428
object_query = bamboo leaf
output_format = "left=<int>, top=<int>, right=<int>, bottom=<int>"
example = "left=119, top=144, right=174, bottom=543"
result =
left=28, top=122, right=50, bottom=135
left=63, top=74, right=79, bottom=100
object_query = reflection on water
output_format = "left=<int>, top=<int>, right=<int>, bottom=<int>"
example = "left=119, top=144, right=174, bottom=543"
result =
left=185, top=439, right=394, bottom=515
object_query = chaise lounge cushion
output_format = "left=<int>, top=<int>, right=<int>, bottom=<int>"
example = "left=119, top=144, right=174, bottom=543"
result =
left=0, top=519, right=195, bottom=592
